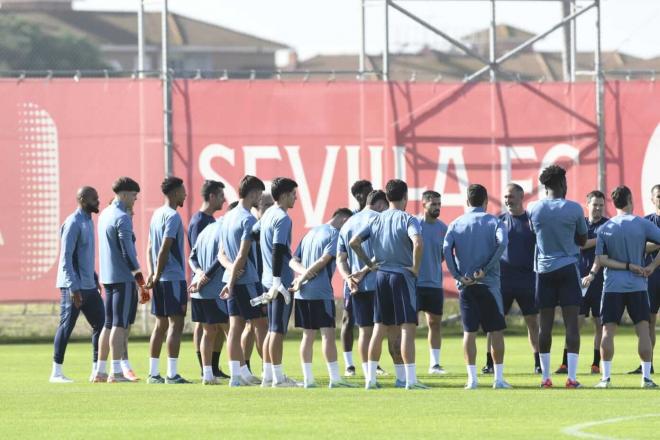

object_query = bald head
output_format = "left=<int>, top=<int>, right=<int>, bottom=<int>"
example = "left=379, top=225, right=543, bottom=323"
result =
left=77, top=186, right=100, bottom=214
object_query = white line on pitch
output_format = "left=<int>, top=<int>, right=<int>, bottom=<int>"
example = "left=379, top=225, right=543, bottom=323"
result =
left=561, top=414, right=660, bottom=440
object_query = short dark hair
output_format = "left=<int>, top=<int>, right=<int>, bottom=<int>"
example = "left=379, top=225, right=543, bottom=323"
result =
left=161, top=176, right=184, bottom=195
left=467, top=184, right=488, bottom=207
left=332, top=208, right=353, bottom=219
left=351, top=180, right=373, bottom=204
left=367, top=190, right=387, bottom=206
left=422, top=190, right=441, bottom=202
left=112, top=177, right=140, bottom=194
left=228, top=200, right=239, bottom=210
left=611, top=185, right=632, bottom=209
left=271, top=177, right=298, bottom=201
left=201, top=180, right=225, bottom=201
left=385, top=179, right=407, bottom=202
left=586, top=190, right=605, bottom=201
left=652, top=184, right=660, bottom=194
left=238, top=175, right=265, bottom=198
left=539, top=165, right=566, bottom=191
left=507, top=183, right=524, bottom=194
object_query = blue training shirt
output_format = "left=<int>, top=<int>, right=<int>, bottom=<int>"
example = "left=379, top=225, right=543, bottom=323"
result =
left=579, top=216, right=608, bottom=279
left=98, top=200, right=140, bottom=284
left=337, top=208, right=380, bottom=293
left=189, top=220, right=227, bottom=306
left=220, top=204, right=259, bottom=285
left=56, top=208, right=97, bottom=291
left=645, top=213, right=660, bottom=278
left=596, top=214, right=660, bottom=293
left=293, top=223, right=339, bottom=301
left=416, top=216, right=448, bottom=289
left=528, top=198, right=588, bottom=273
left=187, top=211, right=215, bottom=249
left=148, top=205, right=186, bottom=282
left=254, top=205, right=294, bottom=289
left=499, top=212, right=535, bottom=290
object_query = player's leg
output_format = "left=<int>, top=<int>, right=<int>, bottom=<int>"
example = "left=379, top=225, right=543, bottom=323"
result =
left=426, top=311, right=444, bottom=374
left=490, top=331, right=509, bottom=388
left=201, top=322, right=219, bottom=384
left=80, top=290, right=105, bottom=381
left=523, top=314, right=541, bottom=373
left=227, top=314, right=247, bottom=386
left=300, top=328, right=316, bottom=387
left=538, top=307, right=555, bottom=386
left=367, top=323, right=387, bottom=388
left=463, top=331, right=478, bottom=389
left=460, top=285, right=480, bottom=389
left=268, top=295, right=296, bottom=386
left=394, top=273, right=423, bottom=389
left=479, top=286, right=509, bottom=388
left=51, top=289, right=81, bottom=382
left=250, top=316, right=268, bottom=382
left=388, top=326, right=405, bottom=385
left=240, top=321, right=254, bottom=371
left=596, top=291, right=621, bottom=387
left=562, top=305, right=581, bottom=387
left=120, top=285, right=139, bottom=381
left=340, top=295, right=355, bottom=376
left=352, top=291, right=374, bottom=377
left=93, top=286, right=113, bottom=382
left=628, top=291, right=655, bottom=387
left=107, top=283, right=132, bottom=383
left=164, top=281, right=189, bottom=383
left=148, top=280, right=169, bottom=382
left=194, top=322, right=203, bottom=376
left=483, top=333, right=494, bottom=374
left=591, top=316, right=603, bottom=374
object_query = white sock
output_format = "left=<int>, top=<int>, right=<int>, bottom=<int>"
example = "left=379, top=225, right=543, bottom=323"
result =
left=52, top=362, right=62, bottom=377
left=327, top=361, right=341, bottom=383
left=112, top=360, right=122, bottom=375
left=467, top=365, right=477, bottom=384
left=97, top=360, right=107, bottom=374
left=302, top=363, right=314, bottom=385
left=229, top=360, right=241, bottom=380
left=92, top=362, right=97, bottom=375
left=367, top=361, right=378, bottom=384
left=494, top=363, right=504, bottom=382
left=405, top=364, right=417, bottom=386
left=430, top=348, right=440, bottom=367
left=149, top=358, right=159, bottom=377
left=394, top=364, right=406, bottom=382
left=240, top=364, right=252, bottom=380
left=361, top=362, right=368, bottom=378
left=120, top=359, right=132, bottom=372
left=273, top=364, right=284, bottom=383
left=343, top=351, right=354, bottom=368
left=167, top=357, right=178, bottom=378
left=642, top=361, right=652, bottom=380
left=263, top=362, right=273, bottom=381
left=602, top=360, right=612, bottom=380
left=202, top=366, right=214, bottom=381
left=567, top=353, right=579, bottom=381
left=540, top=353, right=551, bottom=381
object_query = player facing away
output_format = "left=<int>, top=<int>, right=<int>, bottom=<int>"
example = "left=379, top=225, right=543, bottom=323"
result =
left=594, top=186, right=660, bottom=388
left=51, top=187, right=104, bottom=383
left=188, top=180, right=229, bottom=380
left=289, top=208, right=357, bottom=388
left=350, top=179, right=427, bottom=390
left=95, top=177, right=149, bottom=383
left=556, top=190, right=608, bottom=375
left=528, top=165, right=588, bottom=388
left=416, top=190, right=448, bottom=375
left=337, top=190, right=392, bottom=381
left=483, top=183, right=540, bottom=375
left=145, top=177, right=190, bottom=384
left=443, top=184, right=510, bottom=389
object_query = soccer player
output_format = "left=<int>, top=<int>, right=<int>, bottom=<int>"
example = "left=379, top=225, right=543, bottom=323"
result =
left=594, top=185, right=660, bottom=388
left=290, top=208, right=356, bottom=388
left=188, top=180, right=229, bottom=380
left=528, top=165, right=588, bottom=388
left=337, top=190, right=393, bottom=381
left=483, top=183, right=540, bottom=375
left=253, top=177, right=300, bottom=387
left=416, top=190, right=448, bottom=375
left=95, top=177, right=148, bottom=383
left=350, top=179, right=426, bottom=390
left=444, top=184, right=510, bottom=389
left=50, top=187, right=104, bottom=383
left=146, top=177, right=190, bottom=384
left=556, top=190, right=608, bottom=375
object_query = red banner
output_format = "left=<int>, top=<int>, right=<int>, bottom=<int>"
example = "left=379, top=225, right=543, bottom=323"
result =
left=0, top=79, right=658, bottom=302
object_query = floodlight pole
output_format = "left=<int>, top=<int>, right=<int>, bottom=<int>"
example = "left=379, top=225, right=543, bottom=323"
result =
left=162, top=0, right=173, bottom=177
left=359, top=0, right=366, bottom=78
left=489, top=0, right=496, bottom=82
left=138, top=0, right=145, bottom=78
left=570, top=0, right=577, bottom=82
left=383, top=0, right=389, bottom=81
left=595, top=0, right=605, bottom=192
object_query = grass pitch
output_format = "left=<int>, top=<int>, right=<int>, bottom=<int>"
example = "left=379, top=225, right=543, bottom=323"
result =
left=1, top=330, right=659, bottom=439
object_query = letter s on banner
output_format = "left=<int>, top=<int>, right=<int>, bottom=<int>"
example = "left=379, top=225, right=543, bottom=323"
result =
left=198, top=143, right=238, bottom=201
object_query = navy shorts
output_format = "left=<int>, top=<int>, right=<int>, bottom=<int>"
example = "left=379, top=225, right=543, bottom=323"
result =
left=128, top=285, right=138, bottom=325
left=579, top=276, right=603, bottom=318
left=103, top=282, right=136, bottom=329
left=268, top=294, right=293, bottom=334
left=375, top=270, right=417, bottom=326
left=227, top=283, right=265, bottom=321
left=648, top=272, right=660, bottom=314
left=536, top=264, right=582, bottom=309
left=601, top=291, right=650, bottom=325
left=502, top=285, right=538, bottom=316
left=295, top=299, right=336, bottom=330
left=416, top=287, right=444, bottom=315
left=191, top=298, right=229, bottom=325
left=151, top=280, right=188, bottom=317
left=351, top=291, right=376, bottom=327
left=460, top=284, right=507, bottom=333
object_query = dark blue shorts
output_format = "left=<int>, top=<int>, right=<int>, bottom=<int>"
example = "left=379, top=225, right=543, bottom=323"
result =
left=191, top=298, right=229, bottom=325
left=103, top=282, right=136, bottom=329
left=352, top=291, right=376, bottom=327
left=536, top=264, right=582, bottom=309
left=268, top=295, right=293, bottom=334
left=579, top=276, right=603, bottom=318
left=375, top=270, right=417, bottom=326
left=227, top=283, right=265, bottom=321
left=416, top=287, right=444, bottom=315
left=128, top=285, right=138, bottom=325
left=459, top=284, right=506, bottom=333
left=502, top=285, right=538, bottom=316
left=294, top=299, right=336, bottom=330
left=648, top=271, right=660, bottom=314
left=151, top=280, right=188, bottom=317
left=601, top=291, right=650, bottom=325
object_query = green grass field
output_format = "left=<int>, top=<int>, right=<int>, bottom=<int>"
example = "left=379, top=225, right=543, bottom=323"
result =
left=2, top=330, right=660, bottom=439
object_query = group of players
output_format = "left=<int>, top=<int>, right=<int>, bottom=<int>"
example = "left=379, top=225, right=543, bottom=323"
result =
left=49, top=165, right=660, bottom=389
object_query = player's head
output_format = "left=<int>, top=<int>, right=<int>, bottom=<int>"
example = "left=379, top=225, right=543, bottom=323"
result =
left=112, top=176, right=140, bottom=209
left=652, top=184, right=660, bottom=212
left=351, top=180, right=373, bottom=210
left=504, top=183, right=524, bottom=213
left=366, top=190, right=388, bottom=212
left=255, top=193, right=274, bottom=219
left=330, top=207, right=353, bottom=229
left=227, top=200, right=239, bottom=211
left=385, top=179, right=408, bottom=208
left=467, top=184, right=488, bottom=209
left=271, top=177, right=298, bottom=210
left=238, top=175, right=265, bottom=207
left=77, top=186, right=99, bottom=214
left=586, top=190, right=605, bottom=221
left=611, top=185, right=633, bottom=212
left=201, top=180, right=225, bottom=212
left=539, top=165, right=567, bottom=197
left=161, top=176, right=186, bottom=207
left=422, top=190, right=441, bottom=219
